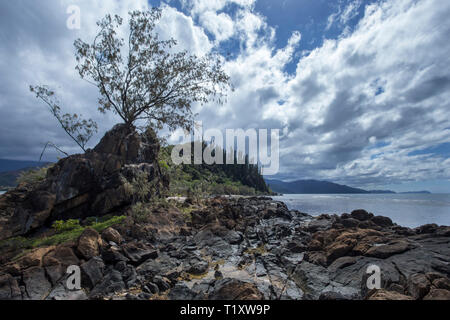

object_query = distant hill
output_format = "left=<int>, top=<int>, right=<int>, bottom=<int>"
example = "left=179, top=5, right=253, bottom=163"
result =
left=0, top=159, right=50, bottom=173
left=399, top=191, right=431, bottom=194
left=265, top=179, right=432, bottom=195
left=160, top=144, right=270, bottom=196
left=0, top=159, right=51, bottom=189
left=368, top=190, right=397, bottom=194
left=265, top=179, right=370, bottom=194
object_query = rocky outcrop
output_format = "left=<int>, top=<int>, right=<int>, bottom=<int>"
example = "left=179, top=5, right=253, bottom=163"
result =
left=0, top=197, right=449, bottom=300
left=0, top=124, right=167, bottom=241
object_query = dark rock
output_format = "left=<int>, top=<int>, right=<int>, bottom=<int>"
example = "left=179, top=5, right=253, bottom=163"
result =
left=137, top=253, right=181, bottom=280
left=169, top=283, right=197, bottom=300
left=224, top=231, right=243, bottom=244
left=144, top=283, right=159, bottom=295
left=77, top=228, right=103, bottom=260
left=432, top=278, right=450, bottom=290
left=407, top=274, right=431, bottom=299
left=416, top=224, right=439, bottom=234
left=367, top=289, right=414, bottom=300
left=114, top=261, right=127, bottom=272
left=45, top=264, right=65, bottom=286
left=304, top=252, right=327, bottom=267
left=101, top=227, right=123, bottom=244
left=328, top=256, right=358, bottom=271
left=46, top=285, right=87, bottom=300
left=153, top=275, right=171, bottom=292
left=210, top=279, right=264, bottom=300
left=186, top=257, right=209, bottom=275
left=80, top=257, right=105, bottom=289
left=122, top=242, right=158, bottom=266
left=371, top=216, right=393, bottom=227
left=350, top=210, right=371, bottom=221
left=23, top=267, right=52, bottom=300
left=0, top=274, right=21, bottom=300
left=138, top=292, right=152, bottom=300
left=319, top=291, right=348, bottom=300
left=423, top=288, right=450, bottom=300
left=122, top=265, right=138, bottom=288
left=365, top=240, right=412, bottom=259
left=102, top=246, right=129, bottom=264
left=340, top=218, right=360, bottom=228
left=286, top=241, right=306, bottom=253
left=90, top=270, right=125, bottom=299
left=0, top=124, right=164, bottom=241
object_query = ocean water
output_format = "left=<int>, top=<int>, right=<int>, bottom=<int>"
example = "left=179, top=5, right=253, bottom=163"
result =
left=273, top=194, right=450, bottom=228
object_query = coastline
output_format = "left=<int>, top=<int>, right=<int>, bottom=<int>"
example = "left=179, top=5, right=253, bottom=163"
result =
left=1, top=196, right=449, bottom=300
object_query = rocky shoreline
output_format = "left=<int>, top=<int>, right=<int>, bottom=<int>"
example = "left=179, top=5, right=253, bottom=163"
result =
left=1, top=196, right=449, bottom=300
left=0, top=124, right=449, bottom=300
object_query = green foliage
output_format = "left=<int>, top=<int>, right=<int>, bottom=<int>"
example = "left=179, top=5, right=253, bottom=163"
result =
left=52, top=219, right=81, bottom=233
left=90, top=215, right=126, bottom=233
left=74, top=9, right=230, bottom=131
left=130, top=202, right=151, bottom=224
left=158, top=143, right=271, bottom=197
left=16, top=166, right=50, bottom=185
left=0, top=215, right=126, bottom=253
left=30, top=85, right=98, bottom=152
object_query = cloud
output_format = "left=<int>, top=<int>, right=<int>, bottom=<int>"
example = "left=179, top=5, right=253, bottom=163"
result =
left=0, top=0, right=449, bottom=190
left=0, top=0, right=212, bottom=161
left=326, top=0, right=363, bottom=31
left=278, top=0, right=450, bottom=186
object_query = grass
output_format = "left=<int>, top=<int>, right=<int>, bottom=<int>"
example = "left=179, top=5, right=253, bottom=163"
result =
left=0, top=215, right=126, bottom=252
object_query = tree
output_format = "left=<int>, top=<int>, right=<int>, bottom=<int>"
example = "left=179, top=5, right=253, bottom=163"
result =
left=30, top=85, right=98, bottom=153
left=74, top=9, right=231, bottom=131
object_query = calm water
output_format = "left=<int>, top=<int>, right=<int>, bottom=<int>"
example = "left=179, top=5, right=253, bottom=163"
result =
left=274, top=194, right=450, bottom=228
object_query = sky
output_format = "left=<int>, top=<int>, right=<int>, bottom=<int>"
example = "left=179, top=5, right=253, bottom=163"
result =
left=0, top=0, right=450, bottom=193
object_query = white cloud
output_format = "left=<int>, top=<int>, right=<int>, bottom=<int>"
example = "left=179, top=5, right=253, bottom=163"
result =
left=1, top=0, right=449, bottom=189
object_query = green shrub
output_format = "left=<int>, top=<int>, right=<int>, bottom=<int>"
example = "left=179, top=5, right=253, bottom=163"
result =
left=131, top=202, right=151, bottom=224
left=1, top=215, right=126, bottom=256
left=17, top=166, right=50, bottom=185
left=52, top=219, right=81, bottom=233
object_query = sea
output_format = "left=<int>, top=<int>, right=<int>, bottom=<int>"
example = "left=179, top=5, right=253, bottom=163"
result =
left=273, top=193, right=450, bottom=228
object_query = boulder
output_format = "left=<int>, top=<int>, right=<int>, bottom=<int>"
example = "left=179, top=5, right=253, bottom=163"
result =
left=121, top=242, right=158, bottom=266
left=340, top=218, right=360, bottom=228
left=23, top=267, right=52, bottom=300
left=371, top=216, right=393, bottom=227
left=367, top=289, right=414, bottom=300
left=46, top=282, right=88, bottom=300
left=89, top=270, right=126, bottom=299
left=0, top=124, right=165, bottom=241
left=423, top=288, right=450, bottom=300
left=77, top=228, right=103, bottom=260
left=432, top=278, right=450, bottom=290
left=0, top=274, right=21, bottom=300
left=81, top=257, right=105, bottom=289
left=43, top=246, right=80, bottom=267
left=101, top=227, right=123, bottom=244
left=407, top=273, right=431, bottom=299
left=210, top=279, right=264, bottom=300
left=364, top=240, right=412, bottom=259
left=350, top=210, right=372, bottom=221
left=169, top=283, right=197, bottom=300
left=186, top=257, right=209, bottom=275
